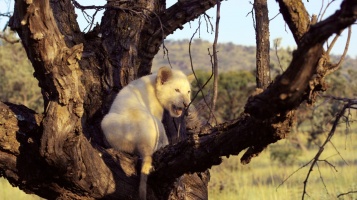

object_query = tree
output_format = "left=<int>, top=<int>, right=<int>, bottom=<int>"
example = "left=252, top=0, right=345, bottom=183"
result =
left=191, top=70, right=255, bottom=123
left=0, top=0, right=356, bottom=199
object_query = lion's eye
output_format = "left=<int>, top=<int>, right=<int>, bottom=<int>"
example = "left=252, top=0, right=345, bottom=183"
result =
left=175, top=89, right=180, bottom=93
left=188, top=90, right=191, bottom=94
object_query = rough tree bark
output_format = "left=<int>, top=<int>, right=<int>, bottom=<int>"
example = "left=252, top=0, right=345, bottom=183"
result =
left=254, top=0, right=270, bottom=89
left=0, top=0, right=356, bottom=199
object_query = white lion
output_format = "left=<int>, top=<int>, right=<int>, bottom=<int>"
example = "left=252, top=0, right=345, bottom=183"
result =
left=101, top=66, right=193, bottom=200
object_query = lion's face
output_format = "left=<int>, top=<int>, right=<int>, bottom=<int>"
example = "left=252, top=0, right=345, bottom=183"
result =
left=155, top=67, right=192, bottom=118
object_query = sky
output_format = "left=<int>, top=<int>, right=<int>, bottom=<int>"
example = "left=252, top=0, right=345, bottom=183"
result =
left=0, top=0, right=356, bottom=57
left=165, top=0, right=357, bottom=58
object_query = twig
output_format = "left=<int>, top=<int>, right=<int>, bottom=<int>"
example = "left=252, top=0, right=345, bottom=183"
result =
left=247, top=2, right=256, bottom=31
left=277, top=97, right=357, bottom=200
left=316, top=162, right=329, bottom=195
left=327, top=140, right=349, bottom=166
left=326, top=26, right=352, bottom=76
left=337, top=190, right=357, bottom=198
left=88, top=9, right=99, bottom=32
left=162, top=44, right=173, bottom=69
left=274, top=38, right=284, bottom=72
left=301, top=97, right=356, bottom=200
left=0, top=12, right=12, bottom=31
left=188, top=25, right=214, bottom=119
left=0, top=13, right=12, bottom=17
left=317, top=0, right=325, bottom=21
left=319, top=0, right=337, bottom=22
left=276, top=158, right=313, bottom=191
left=208, top=0, right=220, bottom=125
left=71, top=0, right=153, bottom=32
left=71, top=0, right=105, bottom=32
left=269, top=12, right=280, bottom=21
left=203, top=13, right=214, bottom=34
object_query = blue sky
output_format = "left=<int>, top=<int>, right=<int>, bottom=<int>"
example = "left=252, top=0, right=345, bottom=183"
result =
left=164, top=0, right=356, bottom=57
left=1, top=0, right=356, bottom=57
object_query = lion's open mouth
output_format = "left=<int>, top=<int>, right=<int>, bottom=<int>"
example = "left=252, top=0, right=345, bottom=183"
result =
left=172, top=105, right=184, bottom=116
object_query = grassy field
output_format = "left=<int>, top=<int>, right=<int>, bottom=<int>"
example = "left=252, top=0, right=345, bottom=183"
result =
left=208, top=128, right=357, bottom=200
left=1, top=120, right=356, bottom=200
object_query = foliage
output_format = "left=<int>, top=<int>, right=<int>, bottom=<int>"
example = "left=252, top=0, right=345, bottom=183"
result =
left=209, top=131, right=357, bottom=200
left=0, top=30, right=43, bottom=113
left=295, top=69, right=357, bottom=146
left=153, top=39, right=257, bottom=72
left=269, top=141, right=302, bottom=166
left=191, top=69, right=255, bottom=124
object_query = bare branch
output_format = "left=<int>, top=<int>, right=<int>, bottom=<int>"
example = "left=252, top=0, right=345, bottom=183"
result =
left=273, top=38, right=284, bottom=72
left=247, top=2, right=256, bottom=31
left=300, top=97, right=357, bottom=200
left=203, top=13, right=214, bottom=34
left=0, top=12, right=12, bottom=18
left=316, top=162, right=329, bottom=195
left=139, top=0, right=220, bottom=74
left=188, top=25, right=215, bottom=124
left=318, top=0, right=338, bottom=22
left=337, top=190, right=357, bottom=198
left=277, top=97, right=356, bottom=199
left=325, top=26, right=352, bottom=75
left=246, top=0, right=357, bottom=119
left=209, top=0, right=221, bottom=124
left=276, top=158, right=313, bottom=190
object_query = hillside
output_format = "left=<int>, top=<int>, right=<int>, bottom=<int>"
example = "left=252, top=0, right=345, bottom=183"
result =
left=153, top=39, right=357, bottom=73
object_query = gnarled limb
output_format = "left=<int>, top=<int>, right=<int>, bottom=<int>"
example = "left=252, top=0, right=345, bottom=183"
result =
left=246, top=0, right=357, bottom=119
left=139, top=0, right=220, bottom=76
left=1, top=0, right=356, bottom=199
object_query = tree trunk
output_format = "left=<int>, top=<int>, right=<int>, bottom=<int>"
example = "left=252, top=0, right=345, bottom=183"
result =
left=254, top=0, right=271, bottom=89
left=0, top=0, right=356, bottom=199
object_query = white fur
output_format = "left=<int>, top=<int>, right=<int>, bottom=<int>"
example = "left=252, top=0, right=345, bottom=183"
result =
left=101, top=67, right=192, bottom=200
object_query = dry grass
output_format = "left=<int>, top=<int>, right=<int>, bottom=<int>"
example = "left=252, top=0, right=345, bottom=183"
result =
left=1, top=114, right=356, bottom=200
left=209, top=128, right=357, bottom=200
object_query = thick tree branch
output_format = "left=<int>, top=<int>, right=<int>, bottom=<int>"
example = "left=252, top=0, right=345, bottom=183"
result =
left=0, top=102, right=79, bottom=199
left=246, top=0, right=357, bottom=119
left=138, top=0, right=220, bottom=76
left=153, top=0, right=357, bottom=177
left=0, top=101, right=153, bottom=199
left=1, top=0, right=356, bottom=199
left=9, top=1, right=102, bottom=193
left=9, top=0, right=116, bottom=198
left=7, top=0, right=211, bottom=198
left=277, top=0, right=355, bottom=105
left=276, top=0, right=310, bottom=43
left=0, top=101, right=206, bottom=199
left=49, top=0, right=84, bottom=46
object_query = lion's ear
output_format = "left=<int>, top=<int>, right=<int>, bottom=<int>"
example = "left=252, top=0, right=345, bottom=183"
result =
left=157, top=66, right=173, bottom=85
left=187, top=74, right=195, bottom=83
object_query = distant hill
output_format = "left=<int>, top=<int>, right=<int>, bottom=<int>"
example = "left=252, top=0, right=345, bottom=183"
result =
left=153, top=39, right=257, bottom=72
left=153, top=39, right=357, bottom=73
